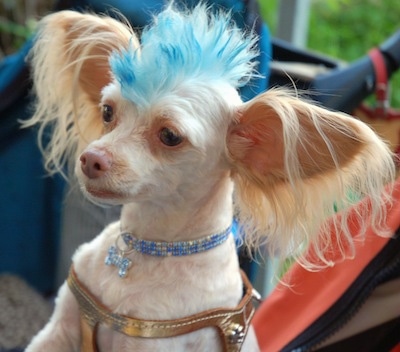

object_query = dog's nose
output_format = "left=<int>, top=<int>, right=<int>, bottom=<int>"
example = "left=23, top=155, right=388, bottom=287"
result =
left=80, top=150, right=112, bottom=179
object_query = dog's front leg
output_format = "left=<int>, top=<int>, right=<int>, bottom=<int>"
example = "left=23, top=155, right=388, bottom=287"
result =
left=26, top=282, right=81, bottom=352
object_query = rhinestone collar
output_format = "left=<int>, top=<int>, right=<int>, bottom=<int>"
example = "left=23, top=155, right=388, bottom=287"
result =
left=105, top=226, right=232, bottom=278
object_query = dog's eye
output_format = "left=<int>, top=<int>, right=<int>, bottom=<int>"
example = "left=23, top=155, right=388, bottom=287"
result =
left=159, top=127, right=183, bottom=147
left=102, top=104, right=114, bottom=124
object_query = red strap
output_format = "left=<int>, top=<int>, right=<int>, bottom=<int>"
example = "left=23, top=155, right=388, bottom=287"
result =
left=358, top=49, right=400, bottom=120
left=369, top=48, right=389, bottom=116
left=391, top=343, right=400, bottom=352
left=362, top=49, right=400, bottom=165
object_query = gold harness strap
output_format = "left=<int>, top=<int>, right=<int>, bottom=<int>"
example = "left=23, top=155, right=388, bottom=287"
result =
left=67, top=266, right=258, bottom=352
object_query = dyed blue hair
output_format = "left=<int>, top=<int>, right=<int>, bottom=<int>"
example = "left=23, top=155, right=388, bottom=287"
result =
left=110, top=3, right=259, bottom=108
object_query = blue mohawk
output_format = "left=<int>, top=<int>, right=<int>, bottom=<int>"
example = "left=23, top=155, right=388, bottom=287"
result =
left=110, top=3, right=259, bottom=108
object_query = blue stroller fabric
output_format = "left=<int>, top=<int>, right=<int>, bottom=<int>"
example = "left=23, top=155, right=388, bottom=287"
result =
left=0, top=39, right=65, bottom=294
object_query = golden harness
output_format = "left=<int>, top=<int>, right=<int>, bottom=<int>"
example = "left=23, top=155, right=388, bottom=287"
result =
left=67, top=266, right=258, bottom=352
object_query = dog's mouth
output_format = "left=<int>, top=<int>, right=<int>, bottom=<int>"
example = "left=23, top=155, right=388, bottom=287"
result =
left=85, top=186, right=124, bottom=200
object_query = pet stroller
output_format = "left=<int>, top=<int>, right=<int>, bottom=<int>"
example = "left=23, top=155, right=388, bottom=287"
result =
left=0, top=0, right=399, bottom=351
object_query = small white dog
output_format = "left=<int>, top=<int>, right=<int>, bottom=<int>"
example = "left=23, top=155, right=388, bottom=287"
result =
left=24, top=3, right=395, bottom=352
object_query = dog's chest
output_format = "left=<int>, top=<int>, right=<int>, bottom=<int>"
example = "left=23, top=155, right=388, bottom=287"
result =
left=71, top=226, right=244, bottom=351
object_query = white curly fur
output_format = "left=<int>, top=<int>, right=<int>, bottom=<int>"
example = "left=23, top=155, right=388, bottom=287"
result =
left=23, top=4, right=395, bottom=352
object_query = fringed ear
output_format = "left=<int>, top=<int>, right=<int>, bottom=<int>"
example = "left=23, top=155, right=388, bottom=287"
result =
left=22, top=11, right=137, bottom=176
left=227, top=89, right=395, bottom=267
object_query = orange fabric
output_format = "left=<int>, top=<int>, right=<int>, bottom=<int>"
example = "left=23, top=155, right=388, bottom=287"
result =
left=253, top=179, right=400, bottom=352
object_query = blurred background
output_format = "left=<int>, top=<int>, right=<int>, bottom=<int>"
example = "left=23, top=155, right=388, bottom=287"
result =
left=1, top=0, right=399, bottom=105
left=260, top=0, right=400, bottom=106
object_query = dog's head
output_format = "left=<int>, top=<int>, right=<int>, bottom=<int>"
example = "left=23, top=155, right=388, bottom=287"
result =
left=73, top=4, right=259, bottom=206
left=26, top=4, right=395, bottom=265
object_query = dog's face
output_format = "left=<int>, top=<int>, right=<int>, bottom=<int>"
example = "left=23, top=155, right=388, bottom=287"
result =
left=75, top=81, right=241, bottom=206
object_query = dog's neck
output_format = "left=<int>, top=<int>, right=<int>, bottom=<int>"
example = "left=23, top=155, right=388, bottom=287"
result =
left=119, top=174, right=234, bottom=242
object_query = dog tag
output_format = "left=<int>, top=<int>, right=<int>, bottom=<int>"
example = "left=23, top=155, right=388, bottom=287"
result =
left=105, top=245, right=132, bottom=278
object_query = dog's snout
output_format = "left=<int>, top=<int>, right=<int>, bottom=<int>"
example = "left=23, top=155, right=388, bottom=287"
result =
left=80, top=150, right=112, bottom=179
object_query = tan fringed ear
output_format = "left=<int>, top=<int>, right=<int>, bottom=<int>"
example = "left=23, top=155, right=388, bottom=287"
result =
left=23, top=11, right=138, bottom=175
left=228, top=90, right=365, bottom=184
left=227, top=89, right=395, bottom=267
left=58, top=11, right=136, bottom=104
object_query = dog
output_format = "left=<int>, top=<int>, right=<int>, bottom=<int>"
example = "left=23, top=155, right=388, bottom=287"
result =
left=24, top=3, right=395, bottom=351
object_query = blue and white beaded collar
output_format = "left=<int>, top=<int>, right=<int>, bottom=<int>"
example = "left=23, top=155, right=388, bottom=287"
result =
left=105, top=226, right=232, bottom=278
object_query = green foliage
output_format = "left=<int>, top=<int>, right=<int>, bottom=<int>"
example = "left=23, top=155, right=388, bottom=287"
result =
left=0, top=18, right=36, bottom=51
left=258, top=0, right=400, bottom=107
left=258, top=0, right=278, bottom=36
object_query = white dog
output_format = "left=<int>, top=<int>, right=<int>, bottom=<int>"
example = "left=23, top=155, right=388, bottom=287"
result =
left=24, top=3, right=395, bottom=351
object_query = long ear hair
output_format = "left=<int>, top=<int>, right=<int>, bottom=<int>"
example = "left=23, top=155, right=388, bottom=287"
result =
left=227, top=89, right=395, bottom=267
left=22, top=11, right=137, bottom=176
